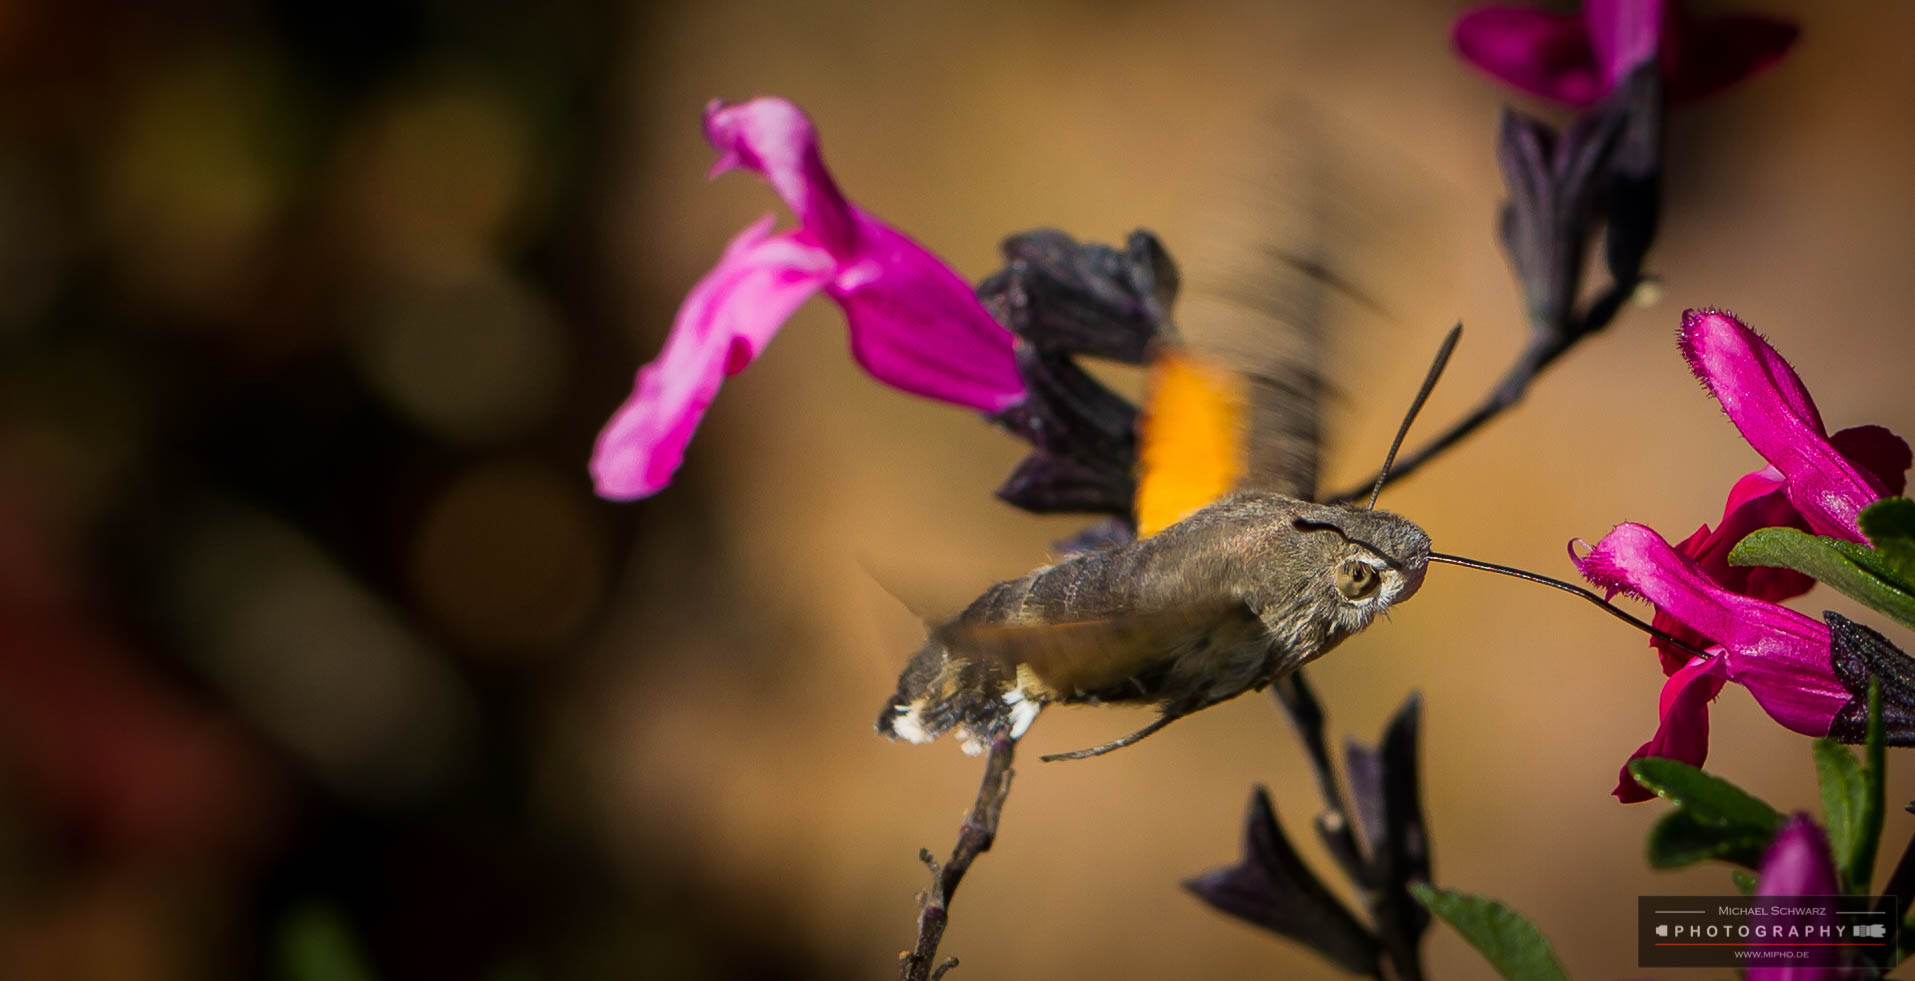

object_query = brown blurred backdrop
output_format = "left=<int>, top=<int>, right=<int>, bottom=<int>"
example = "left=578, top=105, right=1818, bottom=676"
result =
left=1, top=0, right=1912, bottom=978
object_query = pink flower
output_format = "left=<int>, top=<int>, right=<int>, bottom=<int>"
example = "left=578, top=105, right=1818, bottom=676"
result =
left=1580, top=310, right=1907, bottom=802
left=1749, top=815, right=1842, bottom=981
left=1643, top=310, right=1910, bottom=674
left=1453, top=0, right=1797, bottom=108
left=1756, top=814, right=1838, bottom=895
left=591, top=97, right=1025, bottom=500
left=1576, top=524, right=1849, bottom=802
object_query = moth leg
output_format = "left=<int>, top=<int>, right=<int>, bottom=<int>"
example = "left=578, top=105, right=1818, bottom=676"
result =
left=1039, top=701, right=1211, bottom=763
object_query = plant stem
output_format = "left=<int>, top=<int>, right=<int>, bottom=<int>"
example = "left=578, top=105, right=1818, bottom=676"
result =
left=900, top=734, right=1017, bottom=981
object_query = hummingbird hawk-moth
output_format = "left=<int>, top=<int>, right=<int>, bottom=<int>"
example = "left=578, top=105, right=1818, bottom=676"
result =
left=875, top=222, right=1458, bottom=761
left=872, top=218, right=1694, bottom=762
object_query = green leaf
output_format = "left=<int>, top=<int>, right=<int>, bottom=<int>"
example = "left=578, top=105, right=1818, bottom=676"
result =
left=277, top=904, right=376, bottom=981
left=1632, top=759, right=1784, bottom=872
left=1814, top=738, right=1868, bottom=891
left=1627, top=758, right=1786, bottom=832
left=1729, top=527, right=1915, bottom=630
left=1646, top=808, right=1774, bottom=870
left=1860, top=498, right=1915, bottom=577
left=1411, top=884, right=1569, bottom=981
left=1731, top=870, right=1758, bottom=895
left=1860, top=679, right=1887, bottom=893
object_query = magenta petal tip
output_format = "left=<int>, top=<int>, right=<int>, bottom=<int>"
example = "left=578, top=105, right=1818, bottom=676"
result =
left=1756, top=815, right=1839, bottom=896
left=1680, top=308, right=1891, bottom=540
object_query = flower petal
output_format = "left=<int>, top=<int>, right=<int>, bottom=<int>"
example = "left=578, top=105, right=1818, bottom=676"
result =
left=1680, top=309, right=1888, bottom=541
left=1719, top=638, right=1850, bottom=738
left=590, top=218, right=834, bottom=499
left=1634, top=426, right=1905, bottom=698
left=1577, top=522, right=1840, bottom=736
left=1666, top=14, right=1799, bottom=105
left=1651, top=474, right=1812, bottom=675
left=594, top=96, right=1030, bottom=500
left=1578, top=523, right=1829, bottom=660
left=1646, top=424, right=1910, bottom=671
left=1453, top=6, right=1606, bottom=107
left=1182, top=787, right=1382, bottom=975
left=830, top=215, right=1026, bottom=412
left=702, top=98, right=857, bottom=258
left=1649, top=524, right=1720, bottom=675
left=703, top=97, right=1023, bottom=412
left=1583, top=0, right=1669, bottom=91
left=1830, top=424, right=1913, bottom=498
left=1455, top=2, right=1795, bottom=107
left=1720, top=464, right=1789, bottom=518
left=1692, top=471, right=1813, bottom=600
left=1614, top=655, right=1721, bottom=803
left=1749, top=815, right=1839, bottom=981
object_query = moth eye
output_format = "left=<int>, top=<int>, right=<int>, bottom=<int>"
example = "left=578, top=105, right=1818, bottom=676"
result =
left=1335, top=559, right=1380, bottom=600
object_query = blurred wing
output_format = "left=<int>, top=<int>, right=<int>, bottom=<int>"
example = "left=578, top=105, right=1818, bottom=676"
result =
left=1135, top=102, right=1377, bottom=533
left=1199, top=274, right=1327, bottom=503
left=1134, top=349, right=1248, bottom=537
left=1132, top=262, right=1329, bottom=535
left=934, top=599, right=1260, bottom=699
left=1133, top=97, right=1450, bottom=533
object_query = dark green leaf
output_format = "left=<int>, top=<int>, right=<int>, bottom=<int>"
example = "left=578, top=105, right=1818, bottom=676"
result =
left=1814, top=738, right=1868, bottom=891
left=1731, top=870, right=1758, bottom=895
left=1860, top=679, right=1887, bottom=895
left=1860, top=498, right=1915, bottom=577
left=1410, top=885, right=1569, bottom=981
left=1632, top=758, right=1784, bottom=872
left=1730, top=527, right=1915, bottom=630
left=1646, top=808, right=1774, bottom=870
left=277, top=904, right=377, bottom=981
left=1627, top=758, right=1785, bottom=832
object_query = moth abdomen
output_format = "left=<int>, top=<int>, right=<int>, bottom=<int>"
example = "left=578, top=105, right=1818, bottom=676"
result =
left=875, top=551, right=1129, bottom=753
left=874, top=636, right=1011, bottom=747
left=874, top=531, right=1264, bottom=753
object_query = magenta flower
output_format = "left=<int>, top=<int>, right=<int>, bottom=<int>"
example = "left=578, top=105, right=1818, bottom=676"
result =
left=1680, top=310, right=1906, bottom=542
left=1453, top=0, right=1797, bottom=108
left=1576, top=523, right=1849, bottom=801
left=1756, top=814, right=1838, bottom=895
left=1583, top=310, right=1908, bottom=802
left=1645, top=310, right=1910, bottom=673
left=591, top=97, right=1026, bottom=500
left=1750, top=815, right=1841, bottom=981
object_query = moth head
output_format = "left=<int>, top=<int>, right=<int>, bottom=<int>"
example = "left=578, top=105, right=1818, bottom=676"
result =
left=1292, top=505, right=1431, bottom=627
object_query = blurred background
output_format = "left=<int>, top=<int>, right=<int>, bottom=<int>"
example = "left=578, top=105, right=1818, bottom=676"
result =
left=1, top=0, right=1912, bottom=978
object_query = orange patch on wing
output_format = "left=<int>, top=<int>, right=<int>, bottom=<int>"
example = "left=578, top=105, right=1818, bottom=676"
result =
left=1135, top=350, right=1247, bottom=537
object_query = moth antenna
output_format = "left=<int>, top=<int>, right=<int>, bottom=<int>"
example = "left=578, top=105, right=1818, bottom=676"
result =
left=1427, top=552, right=1713, bottom=659
left=1293, top=518, right=1407, bottom=571
left=1040, top=711, right=1192, bottom=763
left=1368, top=323, right=1462, bottom=510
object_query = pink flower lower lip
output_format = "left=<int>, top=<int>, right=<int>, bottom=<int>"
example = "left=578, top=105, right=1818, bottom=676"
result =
left=590, top=97, right=1025, bottom=501
left=1577, top=522, right=1850, bottom=801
